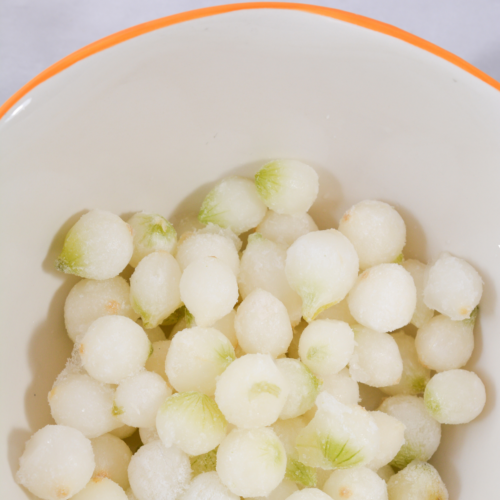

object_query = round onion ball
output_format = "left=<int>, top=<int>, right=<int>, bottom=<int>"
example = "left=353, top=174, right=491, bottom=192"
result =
left=130, top=251, right=182, bottom=328
left=49, top=372, right=121, bottom=438
left=139, top=427, right=159, bottom=445
left=217, top=427, right=286, bottom=497
left=198, top=176, right=267, bottom=235
left=298, top=319, right=355, bottom=377
left=128, top=441, right=191, bottom=500
left=235, top=288, right=293, bottom=357
left=423, top=252, right=483, bottom=320
left=321, top=367, right=360, bottom=406
left=127, top=212, right=177, bottom=268
left=64, top=277, right=139, bottom=342
left=424, top=369, right=486, bottom=424
left=80, top=316, right=151, bottom=384
left=348, top=326, right=403, bottom=387
left=71, top=478, right=128, bottom=500
left=179, top=472, right=239, bottom=500
left=347, top=264, right=417, bottom=333
left=286, top=489, right=332, bottom=500
left=180, top=257, right=239, bottom=327
left=415, top=313, right=475, bottom=372
left=378, top=395, right=441, bottom=470
left=166, top=327, right=235, bottom=395
left=255, top=160, right=319, bottom=215
left=245, top=479, right=299, bottom=500
left=366, top=412, right=405, bottom=471
left=111, top=425, right=137, bottom=440
left=387, top=461, right=448, bottom=500
left=16, top=425, right=95, bottom=500
left=338, top=200, right=406, bottom=271
left=323, top=467, right=388, bottom=500
left=286, top=230, right=359, bottom=322
left=56, top=209, right=133, bottom=280
left=114, top=370, right=171, bottom=428
left=401, top=259, right=434, bottom=327
left=215, top=353, right=289, bottom=428
left=145, top=340, right=171, bottom=384
left=256, top=210, right=318, bottom=247
left=91, top=433, right=132, bottom=489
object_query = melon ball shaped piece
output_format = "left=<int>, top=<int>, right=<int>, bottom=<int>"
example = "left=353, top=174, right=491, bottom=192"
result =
left=376, top=465, right=395, bottom=483
left=347, top=264, right=417, bottom=333
left=79, top=316, right=151, bottom=384
left=338, top=200, right=406, bottom=271
left=16, top=425, right=95, bottom=500
left=91, top=433, right=132, bottom=489
left=71, top=477, right=128, bottom=500
left=255, top=160, right=319, bottom=215
left=256, top=210, right=319, bottom=248
left=321, top=367, right=360, bottom=406
left=286, top=230, right=359, bottom=323
left=286, top=489, right=332, bottom=500
left=48, top=372, right=121, bottom=438
left=215, top=353, right=289, bottom=428
left=380, top=330, right=430, bottom=396
left=424, top=369, right=486, bottom=424
left=180, top=257, right=239, bottom=327
left=423, top=252, right=483, bottom=320
left=217, top=427, right=287, bottom=497
left=110, top=425, right=137, bottom=440
left=235, top=288, right=293, bottom=357
left=139, top=427, right=159, bottom=445
left=55, top=209, right=133, bottom=280
left=378, top=395, right=441, bottom=470
left=349, top=326, right=403, bottom=388
left=415, top=313, right=476, bottom=372
left=198, top=176, right=267, bottom=235
left=145, top=340, right=171, bottom=384
left=179, top=472, right=239, bottom=500
left=316, top=298, right=356, bottom=325
left=246, top=479, right=299, bottom=500
left=239, top=233, right=303, bottom=325
left=114, top=370, right=171, bottom=428
left=276, top=358, right=322, bottom=419
left=323, top=467, right=388, bottom=500
left=366, top=412, right=405, bottom=471
left=298, top=319, right=355, bottom=378
left=157, top=392, right=227, bottom=456
left=166, top=327, right=235, bottom=395
left=127, top=212, right=177, bottom=268
left=64, top=277, right=139, bottom=343
left=296, top=392, right=379, bottom=470
left=130, top=251, right=182, bottom=329
left=190, top=448, right=218, bottom=477
left=401, top=259, right=434, bottom=328
left=387, top=461, right=449, bottom=500
left=128, top=441, right=191, bottom=500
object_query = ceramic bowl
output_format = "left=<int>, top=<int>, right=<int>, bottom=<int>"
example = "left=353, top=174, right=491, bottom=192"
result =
left=1, top=4, right=499, bottom=499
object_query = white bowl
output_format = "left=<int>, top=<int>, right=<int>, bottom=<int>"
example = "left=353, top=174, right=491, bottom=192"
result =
left=1, top=4, right=499, bottom=498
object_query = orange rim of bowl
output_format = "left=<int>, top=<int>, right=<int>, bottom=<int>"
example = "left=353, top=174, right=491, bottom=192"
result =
left=1, top=1, right=500, bottom=120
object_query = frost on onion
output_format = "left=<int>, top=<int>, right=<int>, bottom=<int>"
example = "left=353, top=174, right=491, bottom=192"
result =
left=256, top=210, right=318, bottom=247
left=71, top=477, right=128, bottom=500
left=178, top=472, right=239, bottom=500
left=323, top=467, right=389, bottom=500
left=401, top=259, right=434, bottom=328
left=56, top=209, right=133, bottom=280
left=321, top=367, right=360, bottom=406
left=366, top=412, right=405, bottom=471
left=286, top=230, right=359, bottom=322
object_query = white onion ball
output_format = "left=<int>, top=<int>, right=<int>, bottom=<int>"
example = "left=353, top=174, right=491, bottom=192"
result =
left=71, top=478, right=128, bottom=500
left=323, top=467, right=388, bottom=500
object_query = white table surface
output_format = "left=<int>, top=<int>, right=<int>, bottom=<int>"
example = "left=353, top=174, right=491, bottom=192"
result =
left=1, top=0, right=499, bottom=105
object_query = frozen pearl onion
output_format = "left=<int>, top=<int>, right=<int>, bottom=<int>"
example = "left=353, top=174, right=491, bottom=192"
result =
left=111, top=425, right=137, bottom=440
left=127, top=212, right=177, bottom=268
left=139, top=427, right=159, bottom=445
left=49, top=373, right=121, bottom=438
left=298, top=319, right=355, bottom=377
left=423, top=252, right=483, bottom=320
left=91, top=433, right=132, bottom=489
left=157, top=392, right=227, bottom=455
left=338, top=200, right=406, bottom=271
left=256, top=210, right=318, bottom=247
left=401, top=259, right=434, bottom=327
left=198, top=176, right=267, bottom=235
left=415, top=314, right=475, bottom=372
left=347, top=264, right=417, bottom=333
left=245, top=479, right=299, bottom=500
left=235, top=288, right=293, bottom=357
left=16, top=425, right=95, bottom=500
left=145, top=340, right=171, bottom=384
left=56, top=209, right=133, bottom=280
left=128, top=441, right=191, bottom=500
left=286, top=230, right=359, bottom=322
left=64, top=277, right=139, bottom=343
left=180, top=257, right=238, bottom=327
left=166, top=327, right=235, bottom=395
left=366, top=412, right=405, bottom=471
left=378, top=395, right=441, bottom=470
left=255, top=160, right=319, bottom=215
left=179, top=472, right=239, bottom=500
left=424, top=369, right=486, bottom=424
left=114, top=371, right=171, bottom=428
left=323, top=467, right=388, bottom=500
left=80, top=316, right=151, bottom=385
left=376, top=465, right=395, bottom=483
left=321, top=367, right=360, bottom=406
left=130, top=251, right=182, bottom=329
left=349, top=326, right=403, bottom=387
left=217, top=427, right=286, bottom=497
left=316, top=299, right=356, bottom=325
left=71, top=478, right=128, bottom=500
left=215, top=354, right=289, bottom=428
left=387, top=461, right=448, bottom=500
left=286, top=489, right=332, bottom=500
